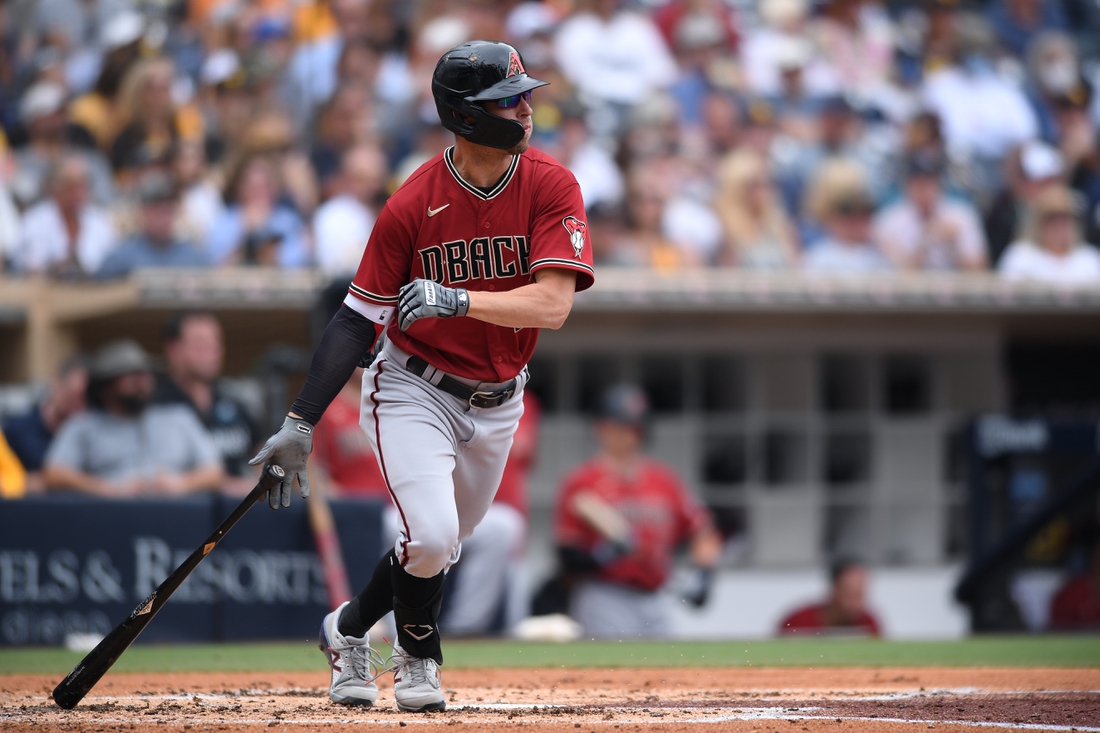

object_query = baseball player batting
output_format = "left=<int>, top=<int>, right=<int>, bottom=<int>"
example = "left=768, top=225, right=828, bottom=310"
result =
left=249, top=40, right=594, bottom=713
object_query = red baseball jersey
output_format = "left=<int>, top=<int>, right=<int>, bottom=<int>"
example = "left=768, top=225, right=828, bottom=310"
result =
left=311, top=394, right=388, bottom=499
left=554, top=458, right=711, bottom=592
left=778, top=604, right=881, bottom=637
left=344, top=146, right=595, bottom=382
left=1049, top=575, right=1100, bottom=631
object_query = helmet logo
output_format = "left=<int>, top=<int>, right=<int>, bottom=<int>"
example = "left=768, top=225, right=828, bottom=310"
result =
left=562, top=216, right=587, bottom=259
left=507, top=52, right=525, bottom=78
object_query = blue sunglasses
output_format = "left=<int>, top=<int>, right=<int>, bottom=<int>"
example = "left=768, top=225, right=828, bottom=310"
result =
left=495, top=90, right=533, bottom=108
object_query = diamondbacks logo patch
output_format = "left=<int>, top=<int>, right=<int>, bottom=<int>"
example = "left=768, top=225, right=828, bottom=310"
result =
left=562, top=216, right=587, bottom=259
left=507, top=52, right=525, bottom=78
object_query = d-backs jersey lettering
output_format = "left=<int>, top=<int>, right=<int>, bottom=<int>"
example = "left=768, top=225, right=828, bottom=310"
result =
left=344, top=146, right=595, bottom=382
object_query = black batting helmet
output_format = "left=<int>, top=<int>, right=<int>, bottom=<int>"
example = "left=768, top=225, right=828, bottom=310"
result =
left=432, top=40, right=548, bottom=150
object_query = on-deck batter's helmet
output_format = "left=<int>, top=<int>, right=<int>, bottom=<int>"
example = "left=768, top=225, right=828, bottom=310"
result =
left=432, top=40, right=548, bottom=150
left=600, top=383, right=650, bottom=429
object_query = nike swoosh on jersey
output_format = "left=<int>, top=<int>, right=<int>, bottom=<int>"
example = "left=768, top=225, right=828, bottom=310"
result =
left=427, top=204, right=450, bottom=217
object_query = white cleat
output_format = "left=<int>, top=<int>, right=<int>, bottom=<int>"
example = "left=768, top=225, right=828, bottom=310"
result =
left=391, top=641, right=446, bottom=712
left=318, top=601, right=383, bottom=707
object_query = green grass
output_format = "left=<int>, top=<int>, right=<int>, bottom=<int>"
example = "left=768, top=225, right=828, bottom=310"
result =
left=2, top=636, right=1098, bottom=675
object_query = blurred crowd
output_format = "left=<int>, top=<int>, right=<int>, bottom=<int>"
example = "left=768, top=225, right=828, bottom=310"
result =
left=0, top=0, right=1096, bottom=282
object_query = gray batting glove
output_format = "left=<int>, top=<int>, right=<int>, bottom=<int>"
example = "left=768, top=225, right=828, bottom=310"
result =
left=398, top=278, right=470, bottom=331
left=248, top=416, right=313, bottom=509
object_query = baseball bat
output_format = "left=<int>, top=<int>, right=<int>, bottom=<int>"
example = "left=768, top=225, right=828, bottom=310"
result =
left=571, top=491, right=631, bottom=546
left=51, top=464, right=285, bottom=710
left=307, top=471, right=352, bottom=609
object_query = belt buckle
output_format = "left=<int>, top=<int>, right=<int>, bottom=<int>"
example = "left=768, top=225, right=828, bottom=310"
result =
left=469, top=387, right=513, bottom=409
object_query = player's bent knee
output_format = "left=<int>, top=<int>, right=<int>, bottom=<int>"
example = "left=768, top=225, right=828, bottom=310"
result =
left=403, top=536, right=459, bottom=578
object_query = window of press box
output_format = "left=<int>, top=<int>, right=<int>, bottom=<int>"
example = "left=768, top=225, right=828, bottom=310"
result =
left=577, top=353, right=621, bottom=415
left=884, top=354, right=932, bottom=415
left=700, top=354, right=747, bottom=413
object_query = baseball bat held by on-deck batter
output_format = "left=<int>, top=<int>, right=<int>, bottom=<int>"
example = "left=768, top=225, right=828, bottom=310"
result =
left=51, top=464, right=286, bottom=710
left=307, top=470, right=353, bottom=609
left=571, top=491, right=631, bottom=546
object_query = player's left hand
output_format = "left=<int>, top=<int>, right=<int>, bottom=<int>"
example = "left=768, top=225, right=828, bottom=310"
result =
left=398, top=278, right=470, bottom=331
left=681, top=567, right=714, bottom=608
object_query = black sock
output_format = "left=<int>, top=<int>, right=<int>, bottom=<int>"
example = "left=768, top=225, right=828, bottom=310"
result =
left=338, top=550, right=397, bottom=639
left=391, top=560, right=446, bottom=663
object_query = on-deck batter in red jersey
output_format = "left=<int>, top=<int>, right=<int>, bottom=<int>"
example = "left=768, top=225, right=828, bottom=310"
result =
left=344, top=146, right=595, bottom=382
left=554, top=458, right=710, bottom=592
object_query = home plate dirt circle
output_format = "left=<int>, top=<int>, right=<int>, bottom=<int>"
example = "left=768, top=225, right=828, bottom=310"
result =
left=2, top=668, right=1098, bottom=732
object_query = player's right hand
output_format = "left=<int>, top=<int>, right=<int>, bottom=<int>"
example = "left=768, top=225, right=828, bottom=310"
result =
left=248, top=415, right=313, bottom=509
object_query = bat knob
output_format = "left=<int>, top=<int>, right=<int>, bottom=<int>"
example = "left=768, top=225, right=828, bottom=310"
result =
left=268, top=465, right=285, bottom=478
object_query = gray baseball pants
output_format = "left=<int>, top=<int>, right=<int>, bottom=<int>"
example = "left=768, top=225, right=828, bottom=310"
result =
left=360, top=339, right=526, bottom=579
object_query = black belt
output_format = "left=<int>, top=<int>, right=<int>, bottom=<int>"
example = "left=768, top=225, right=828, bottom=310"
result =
left=404, top=355, right=516, bottom=408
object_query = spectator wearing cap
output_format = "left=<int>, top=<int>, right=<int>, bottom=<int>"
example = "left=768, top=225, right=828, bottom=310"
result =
left=768, top=36, right=829, bottom=142
left=985, top=140, right=1066, bottom=265
left=42, top=340, right=224, bottom=497
left=205, top=153, right=309, bottom=268
left=68, top=9, right=146, bottom=151
left=652, top=0, right=738, bottom=54
left=778, top=558, right=881, bottom=636
left=713, top=148, right=800, bottom=269
left=27, top=0, right=135, bottom=66
left=1, top=355, right=88, bottom=494
left=803, top=160, right=892, bottom=273
left=196, top=49, right=250, bottom=166
left=666, top=7, right=734, bottom=127
left=998, top=185, right=1100, bottom=284
left=742, top=0, right=838, bottom=99
left=921, top=13, right=1038, bottom=164
left=552, top=383, right=722, bottom=638
left=1024, top=32, right=1088, bottom=147
left=553, top=0, right=678, bottom=141
left=772, top=96, right=891, bottom=220
left=988, top=0, right=1068, bottom=58
left=872, top=152, right=987, bottom=272
left=811, top=0, right=895, bottom=100
left=284, top=0, right=372, bottom=130
left=15, top=153, right=116, bottom=276
left=544, top=104, right=625, bottom=214
left=11, top=82, right=116, bottom=207
left=96, top=172, right=207, bottom=278
left=312, top=144, right=385, bottom=277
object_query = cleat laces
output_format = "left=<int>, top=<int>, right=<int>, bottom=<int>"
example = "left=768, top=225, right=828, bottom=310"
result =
left=391, top=646, right=437, bottom=686
left=334, top=641, right=391, bottom=685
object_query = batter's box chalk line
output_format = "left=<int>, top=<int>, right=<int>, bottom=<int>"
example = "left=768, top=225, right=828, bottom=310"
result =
left=18, top=713, right=1100, bottom=730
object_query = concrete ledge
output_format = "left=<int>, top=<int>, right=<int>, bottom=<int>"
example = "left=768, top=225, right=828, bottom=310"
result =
left=578, top=269, right=1100, bottom=313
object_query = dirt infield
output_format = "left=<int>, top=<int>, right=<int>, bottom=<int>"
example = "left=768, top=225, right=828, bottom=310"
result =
left=2, top=667, right=1098, bottom=732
